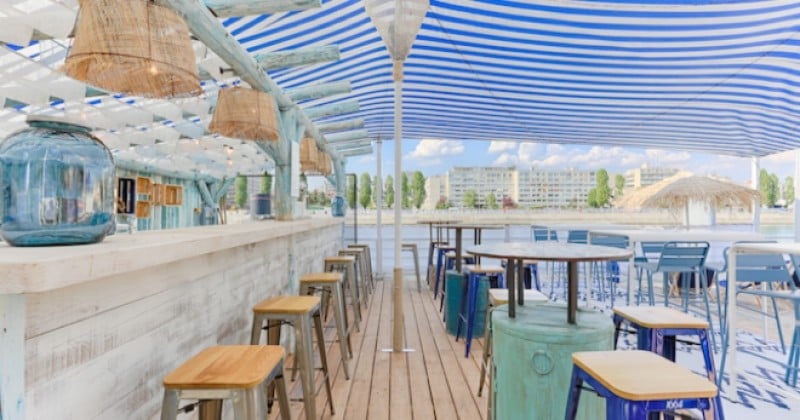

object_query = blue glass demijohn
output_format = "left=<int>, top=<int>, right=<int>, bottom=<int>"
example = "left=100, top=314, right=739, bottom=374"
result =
left=0, top=117, right=116, bottom=246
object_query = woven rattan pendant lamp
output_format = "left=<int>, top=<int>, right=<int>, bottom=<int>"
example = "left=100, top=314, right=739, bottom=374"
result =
left=208, top=87, right=280, bottom=142
left=300, top=137, right=319, bottom=173
left=63, top=0, right=200, bottom=98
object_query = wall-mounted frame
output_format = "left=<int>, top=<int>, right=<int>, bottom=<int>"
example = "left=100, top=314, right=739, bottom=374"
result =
left=165, top=185, right=183, bottom=206
left=136, top=177, right=153, bottom=196
left=117, top=177, right=136, bottom=214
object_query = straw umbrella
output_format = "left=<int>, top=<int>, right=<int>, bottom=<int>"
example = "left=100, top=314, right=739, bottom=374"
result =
left=617, top=172, right=762, bottom=226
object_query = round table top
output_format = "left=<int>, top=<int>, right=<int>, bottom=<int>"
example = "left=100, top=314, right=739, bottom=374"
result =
left=434, top=223, right=505, bottom=230
left=467, top=241, right=632, bottom=262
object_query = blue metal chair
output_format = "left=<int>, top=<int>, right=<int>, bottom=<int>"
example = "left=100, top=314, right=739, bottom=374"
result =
left=634, top=241, right=665, bottom=302
left=531, top=225, right=557, bottom=242
left=717, top=250, right=798, bottom=387
left=590, top=234, right=629, bottom=307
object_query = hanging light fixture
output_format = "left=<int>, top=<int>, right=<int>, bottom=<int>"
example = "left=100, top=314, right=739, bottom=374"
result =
left=208, top=86, right=280, bottom=142
left=300, top=136, right=319, bottom=173
left=63, top=0, right=200, bottom=98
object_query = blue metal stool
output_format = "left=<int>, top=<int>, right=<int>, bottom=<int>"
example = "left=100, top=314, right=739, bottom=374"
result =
left=612, top=306, right=723, bottom=417
left=433, top=245, right=456, bottom=299
left=456, top=264, right=503, bottom=357
left=439, top=251, right=476, bottom=313
left=566, top=350, right=722, bottom=420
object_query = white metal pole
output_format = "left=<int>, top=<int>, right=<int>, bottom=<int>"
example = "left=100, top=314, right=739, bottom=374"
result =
left=376, top=138, right=383, bottom=279
left=392, top=59, right=405, bottom=351
left=751, top=157, right=761, bottom=232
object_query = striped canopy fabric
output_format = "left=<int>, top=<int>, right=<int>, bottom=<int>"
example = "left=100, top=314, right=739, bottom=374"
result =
left=228, top=0, right=800, bottom=158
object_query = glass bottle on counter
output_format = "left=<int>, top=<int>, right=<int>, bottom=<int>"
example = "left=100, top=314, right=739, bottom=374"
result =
left=0, top=117, right=116, bottom=246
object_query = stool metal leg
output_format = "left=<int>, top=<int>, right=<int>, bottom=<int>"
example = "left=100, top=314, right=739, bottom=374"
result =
left=413, top=247, right=422, bottom=291
left=160, top=389, right=179, bottom=420
left=274, top=373, right=292, bottom=420
left=332, top=281, right=354, bottom=364
left=313, top=312, right=336, bottom=415
left=347, top=263, right=363, bottom=329
left=564, top=366, right=583, bottom=420
left=296, top=314, right=317, bottom=420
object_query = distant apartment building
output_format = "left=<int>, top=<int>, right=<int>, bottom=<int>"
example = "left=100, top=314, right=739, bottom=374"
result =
left=447, top=167, right=515, bottom=208
left=624, top=164, right=679, bottom=189
left=517, top=167, right=596, bottom=208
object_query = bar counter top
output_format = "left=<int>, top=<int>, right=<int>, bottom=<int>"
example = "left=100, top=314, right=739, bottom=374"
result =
left=0, top=217, right=340, bottom=294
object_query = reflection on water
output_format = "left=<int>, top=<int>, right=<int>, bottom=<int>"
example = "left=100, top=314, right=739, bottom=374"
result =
left=344, top=223, right=797, bottom=271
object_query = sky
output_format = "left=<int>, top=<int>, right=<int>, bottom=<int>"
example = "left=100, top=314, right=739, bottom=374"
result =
left=329, top=140, right=798, bottom=188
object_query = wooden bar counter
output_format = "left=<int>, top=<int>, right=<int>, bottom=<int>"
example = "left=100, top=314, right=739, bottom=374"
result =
left=0, top=218, right=343, bottom=420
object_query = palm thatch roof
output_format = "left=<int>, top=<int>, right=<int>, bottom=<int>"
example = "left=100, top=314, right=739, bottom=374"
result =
left=616, top=172, right=761, bottom=210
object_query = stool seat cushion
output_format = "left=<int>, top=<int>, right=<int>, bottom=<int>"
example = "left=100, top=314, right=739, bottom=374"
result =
left=300, top=272, right=343, bottom=283
left=254, top=296, right=321, bottom=314
left=613, top=306, right=709, bottom=329
left=163, top=345, right=284, bottom=389
left=572, top=350, right=717, bottom=401
left=463, top=265, right=504, bottom=274
left=325, top=255, right=355, bottom=263
left=488, top=288, right=547, bottom=305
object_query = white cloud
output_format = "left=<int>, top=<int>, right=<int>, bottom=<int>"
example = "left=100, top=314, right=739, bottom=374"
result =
left=487, top=141, right=517, bottom=154
left=407, top=138, right=464, bottom=160
left=762, top=150, right=795, bottom=165
left=493, top=153, right=517, bottom=166
left=356, top=155, right=375, bottom=164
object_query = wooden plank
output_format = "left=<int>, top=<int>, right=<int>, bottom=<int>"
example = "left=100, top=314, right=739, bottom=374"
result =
left=0, top=294, right=26, bottom=420
left=404, top=283, right=436, bottom=419
left=304, top=100, right=359, bottom=120
left=204, top=0, right=321, bottom=18
left=366, top=281, right=392, bottom=419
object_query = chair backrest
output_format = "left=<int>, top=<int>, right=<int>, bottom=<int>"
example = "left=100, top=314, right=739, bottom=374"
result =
left=639, top=241, right=666, bottom=261
left=723, top=246, right=794, bottom=287
left=589, top=234, right=629, bottom=249
left=655, top=241, right=709, bottom=271
left=567, top=230, right=588, bottom=244
left=531, top=225, right=557, bottom=241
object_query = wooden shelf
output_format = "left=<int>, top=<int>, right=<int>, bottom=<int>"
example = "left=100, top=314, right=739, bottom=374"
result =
left=136, top=177, right=153, bottom=196
left=135, top=201, right=151, bottom=218
left=165, top=185, right=183, bottom=206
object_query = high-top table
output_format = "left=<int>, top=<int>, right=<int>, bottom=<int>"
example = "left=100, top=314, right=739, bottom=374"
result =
left=467, top=242, right=631, bottom=323
left=588, top=228, right=764, bottom=305
left=436, top=223, right=504, bottom=271
left=417, top=219, right=460, bottom=285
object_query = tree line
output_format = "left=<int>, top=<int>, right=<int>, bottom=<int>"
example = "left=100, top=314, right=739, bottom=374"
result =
left=759, top=169, right=794, bottom=207
left=347, top=171, right=427, bottom=210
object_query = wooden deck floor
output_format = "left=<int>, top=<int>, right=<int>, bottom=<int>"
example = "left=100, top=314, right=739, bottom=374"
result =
left=270, top=277, right=488, bottom=420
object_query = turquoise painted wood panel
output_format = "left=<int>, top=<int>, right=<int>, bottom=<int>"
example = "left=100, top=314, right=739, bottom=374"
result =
left=492, top=304, right=612, bottom=420
left=114, top=169, right=207, bottom=231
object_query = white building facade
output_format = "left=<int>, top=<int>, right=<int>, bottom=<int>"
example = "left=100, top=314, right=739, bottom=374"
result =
left=624, top=164, right=679, bottom=189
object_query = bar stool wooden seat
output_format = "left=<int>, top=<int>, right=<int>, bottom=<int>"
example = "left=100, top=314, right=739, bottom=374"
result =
left=612, top=306, right=722, bottom=415
left=250, top=296, right=334, bottom=420
left=478, top=288, right=548, bottom=397
left=161, top=345, right=290, bottom=420
left=324, top=255, right=363, bottom=330
left=401, top=243, right=422, bottom=291
left=566, top=350, right=721, bottom=419
left=348, top=243, right=375, bottom=288
left=336, top=250, right=370, bottom=308
left=299, top=272, right=352, bottom=380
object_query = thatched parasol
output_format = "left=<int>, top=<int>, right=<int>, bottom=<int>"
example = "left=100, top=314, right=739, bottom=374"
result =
left=617, top=172, right=761, bottom=210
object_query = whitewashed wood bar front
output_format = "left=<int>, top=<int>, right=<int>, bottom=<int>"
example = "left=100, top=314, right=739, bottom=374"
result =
left=0, top=218, right=343, bottom=419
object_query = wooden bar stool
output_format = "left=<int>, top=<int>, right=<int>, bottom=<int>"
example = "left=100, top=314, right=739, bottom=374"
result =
left=337, top=249, right=370, bottom=307
left=478, top=288, right=548, bottom=397
left=299, top=272, right=352, bottom=379
left=456, top=265, right=504, bottom=357
left=401, top=243, right=422, bottom=291
left=250, top=296, right=334, bottom=420
left=566, top=350, right=722, bottom=419
left=161, top=345, right=290, bottom=420
left=348, top=243, right=375, bottom=288
left=612, top=306, right=722, bottom=415
left=324, top=255, right=363, bottom=331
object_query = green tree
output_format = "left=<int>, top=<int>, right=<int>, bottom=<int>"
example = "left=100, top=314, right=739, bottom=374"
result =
left=587, top=188, right=599, bottom=208
left=784, top=176, right=795, bottom=204
left=759, top=169, right=779, bottom=207
left=595, top=169, right=611, bottom=207
left=346, top=175, right=356, bottom=209
left=463, top=189, right=478, bottom=208
left=261, top=172, right=272, bottom=194
left=359, top=172, right=372, bottom=210
left=235, top=176, right=248, bottom=208
left=410, top=171, right=426, bottom=209
left=385, top=175, right=395, bottom=209
left=614, top=174, right=625, bottom=198
left=485, top=192, right=498, bottom=209
left=401, top=172, right=410, bottom=209
left=435, top=196, right=450, bottom=209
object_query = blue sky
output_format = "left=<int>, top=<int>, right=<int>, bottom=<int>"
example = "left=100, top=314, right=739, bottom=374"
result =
left=335, top=139, right=797, bottom=187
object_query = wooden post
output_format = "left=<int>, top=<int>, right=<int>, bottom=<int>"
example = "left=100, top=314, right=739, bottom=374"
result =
left=0, top=294, right=26, bottom=420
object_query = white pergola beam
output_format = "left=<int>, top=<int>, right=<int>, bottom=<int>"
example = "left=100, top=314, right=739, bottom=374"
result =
left=204, top=0, right=321, bottom=17
left=255, top=45, right=339, bottom=71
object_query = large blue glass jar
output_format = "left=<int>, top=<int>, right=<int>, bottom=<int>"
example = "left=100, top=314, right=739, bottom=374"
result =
left=0, top=117, right=116, bottom=246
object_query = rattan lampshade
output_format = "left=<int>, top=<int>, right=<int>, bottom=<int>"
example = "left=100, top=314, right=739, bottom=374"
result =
left=300, top=137, right=319, bottom=171
left=63, top=0, right=200, bottom=98
left=319, top=153, right=332, bottom=176
left=208, top=87, right=280, bottom=142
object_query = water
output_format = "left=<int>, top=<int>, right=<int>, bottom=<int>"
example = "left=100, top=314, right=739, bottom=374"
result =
left=343, top=223, right=797, bottom=273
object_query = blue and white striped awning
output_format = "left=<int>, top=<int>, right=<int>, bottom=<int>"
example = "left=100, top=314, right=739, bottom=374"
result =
left=227, top=0, right=800, bottom=158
